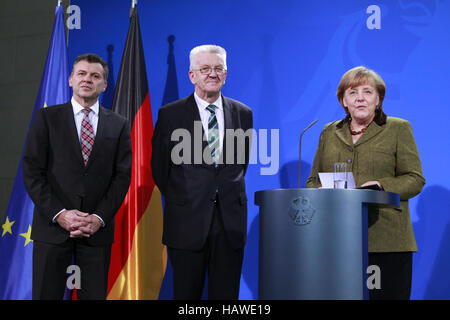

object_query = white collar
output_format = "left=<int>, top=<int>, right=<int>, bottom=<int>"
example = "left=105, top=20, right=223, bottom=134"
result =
left=71, top=97, right=99, bottom=115
left=194, top=92, right=223, bottom=111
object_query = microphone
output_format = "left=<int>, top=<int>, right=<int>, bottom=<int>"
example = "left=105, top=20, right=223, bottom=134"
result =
left=298, top=119, right=318, bottom=188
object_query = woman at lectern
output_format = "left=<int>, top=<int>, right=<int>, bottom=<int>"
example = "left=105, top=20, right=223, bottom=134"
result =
left=306, top=66, right=425, bottom=300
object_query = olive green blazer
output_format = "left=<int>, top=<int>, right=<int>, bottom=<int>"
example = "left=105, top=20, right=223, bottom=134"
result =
left=306, top=117, right=425, bottom=252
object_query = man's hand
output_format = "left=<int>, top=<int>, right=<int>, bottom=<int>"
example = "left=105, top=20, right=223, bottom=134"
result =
left=69, top=215, right=102, bottom=238
left=56, top=209, right=89, bottom=232
left=56, top=210, right=102, bottom=238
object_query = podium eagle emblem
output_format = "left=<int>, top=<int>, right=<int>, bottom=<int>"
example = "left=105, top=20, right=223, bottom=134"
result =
left=288, top=196, right=315, bottom=225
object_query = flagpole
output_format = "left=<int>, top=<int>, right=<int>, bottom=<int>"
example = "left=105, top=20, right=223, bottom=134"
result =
left=56, top=1, right=70, bottom=53
left=107, top=0, right=166, bottom=299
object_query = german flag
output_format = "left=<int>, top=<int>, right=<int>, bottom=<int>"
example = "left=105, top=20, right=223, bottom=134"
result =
left=107, top=6, right=166, bottom=299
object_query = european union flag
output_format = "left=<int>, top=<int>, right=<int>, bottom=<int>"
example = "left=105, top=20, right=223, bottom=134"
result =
left=0, top=5, right=70, bottom=300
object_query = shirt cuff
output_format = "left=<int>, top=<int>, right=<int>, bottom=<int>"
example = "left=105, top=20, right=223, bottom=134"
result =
left=92, top=214, right=105, bottom=227
left=52, top=209, right=66, bottom=223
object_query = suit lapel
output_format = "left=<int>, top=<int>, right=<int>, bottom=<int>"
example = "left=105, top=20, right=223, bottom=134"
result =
left=64, top=102, right=85, bottom=167
left=220, top=95, right=234, bottom=167
left=187, top=94, right=203, bottom=132
left=335, top=123, right=352, bottom=148
left=354, top=121, right=384, bottom=146
left=334, top=120, right=385, bottom=147
left=185, top=95, right=209, bottom=165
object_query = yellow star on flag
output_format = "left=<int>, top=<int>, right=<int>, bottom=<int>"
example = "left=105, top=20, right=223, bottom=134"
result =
left=2, top=216, right=15, bottom=237
left=19, top=225, right=33, bottom=247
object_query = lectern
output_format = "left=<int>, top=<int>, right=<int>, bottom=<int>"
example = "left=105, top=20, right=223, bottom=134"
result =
left=255, top=188, right=399, bottom=300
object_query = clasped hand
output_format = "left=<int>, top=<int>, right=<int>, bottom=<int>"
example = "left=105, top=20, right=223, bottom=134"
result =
left=56, top=209, right=102, bottom=238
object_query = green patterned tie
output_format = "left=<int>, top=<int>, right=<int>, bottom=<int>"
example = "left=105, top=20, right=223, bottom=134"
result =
left=206, top=104, right=219, bottom=165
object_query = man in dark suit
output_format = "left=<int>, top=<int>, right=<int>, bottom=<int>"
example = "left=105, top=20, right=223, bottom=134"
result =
left=23, top=53, right=132, bottom=299
left=151, top=45, right=253, bottom=299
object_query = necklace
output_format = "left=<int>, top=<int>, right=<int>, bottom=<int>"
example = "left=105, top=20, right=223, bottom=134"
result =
left=349, top=121, right=371, bottom=135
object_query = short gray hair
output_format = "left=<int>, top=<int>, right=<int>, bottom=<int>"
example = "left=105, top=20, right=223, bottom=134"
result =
left=189, top=45, right=227, bottom=71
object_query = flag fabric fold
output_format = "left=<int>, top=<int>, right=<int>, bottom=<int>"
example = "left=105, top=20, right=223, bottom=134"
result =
left=0, top=5, right=70, bottom=300
left=107, top=7, right=166, bottom=300
left=157, top=34, right=180, bottom=300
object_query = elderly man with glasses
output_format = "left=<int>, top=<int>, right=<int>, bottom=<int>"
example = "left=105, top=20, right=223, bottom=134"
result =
left=152, top=45, right=253, bottom=300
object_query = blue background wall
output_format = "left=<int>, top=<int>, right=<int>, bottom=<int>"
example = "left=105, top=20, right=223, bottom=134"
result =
left=68, top=0, right=450, bottom=299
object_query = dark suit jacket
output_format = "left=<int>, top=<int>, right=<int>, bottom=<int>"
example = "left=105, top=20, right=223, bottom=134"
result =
left=151, top=94, right=253, bottom=250
left=23, top=102, right=132, bottom=246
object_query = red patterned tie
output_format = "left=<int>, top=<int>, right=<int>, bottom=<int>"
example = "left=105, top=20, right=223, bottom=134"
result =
left=80, top=108, right=95, bottom=166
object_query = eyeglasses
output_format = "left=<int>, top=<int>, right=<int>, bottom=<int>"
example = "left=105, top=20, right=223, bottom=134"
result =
left=193, top=66, right=227, bottom=75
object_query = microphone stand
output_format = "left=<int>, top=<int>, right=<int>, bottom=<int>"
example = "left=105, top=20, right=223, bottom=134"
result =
left=298, top=120, right=318, bottom=188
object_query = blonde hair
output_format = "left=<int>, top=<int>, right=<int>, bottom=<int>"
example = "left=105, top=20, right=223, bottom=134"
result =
left=337, top=66, right=386, bottom=111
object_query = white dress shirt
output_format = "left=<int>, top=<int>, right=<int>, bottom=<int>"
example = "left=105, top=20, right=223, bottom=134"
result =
left=72, top=96, right=99, bottom=138
left=194, top=92, right=224, bottom=153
